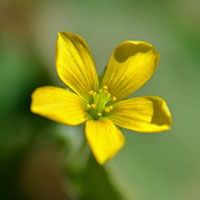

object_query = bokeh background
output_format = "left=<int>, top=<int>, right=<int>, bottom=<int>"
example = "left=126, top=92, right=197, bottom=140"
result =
left=0, top=0, right=200, bottom=199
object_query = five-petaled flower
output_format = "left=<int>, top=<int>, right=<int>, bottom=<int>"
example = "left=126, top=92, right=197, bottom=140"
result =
left=31, top=31, right=172, bottom=164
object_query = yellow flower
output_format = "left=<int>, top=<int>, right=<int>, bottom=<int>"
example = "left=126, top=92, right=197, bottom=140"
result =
left=31, top=31, right=172, bottom=164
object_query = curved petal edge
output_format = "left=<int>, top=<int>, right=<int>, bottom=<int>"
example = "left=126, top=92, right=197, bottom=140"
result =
left=56, top=31, right=99, bottom=99
left=109, top=96, right=172, bottom=133
left=31, top=86, right=87, bottom=126
left=85, top=118, right=125, bottom=164
left=101, top=41, right=160, bottom=100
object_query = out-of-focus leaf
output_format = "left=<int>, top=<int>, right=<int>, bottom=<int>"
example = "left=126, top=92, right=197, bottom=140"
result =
left=67, top=153, right=123, bottom=200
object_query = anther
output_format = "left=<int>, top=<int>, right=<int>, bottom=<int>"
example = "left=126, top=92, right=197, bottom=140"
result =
left=97, top=113, right=102, bottom=117
left=106, top=93, right=111, bottom=97
left=89, top=90, right=94, bottom=95
left=109, top=106, right=113, bottom=110
left=112, top=96, right=117, bottom=101
left=91, top=104, right=96, bottom=108
left=105, top=108, right=111, bottom=113
left=86, top=104, right=91, bottom=109
left=103, top=85, right=108, bottom=90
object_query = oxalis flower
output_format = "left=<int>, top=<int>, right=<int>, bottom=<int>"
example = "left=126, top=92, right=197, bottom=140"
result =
left=31, top=31, right=172, bottom=164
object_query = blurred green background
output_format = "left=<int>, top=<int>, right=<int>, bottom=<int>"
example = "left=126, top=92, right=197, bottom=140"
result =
left=0, top=0, right=200, bottom=199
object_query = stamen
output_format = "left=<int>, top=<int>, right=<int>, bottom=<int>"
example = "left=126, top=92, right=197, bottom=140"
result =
left=109, top=106, right=113, bottom=110
left=103, top=85, right=108, bottom=90
left=106, top=93, right=111, bottom=97
left=105, top=108, right=111, bottom=113
left=97, top=113, right=102, bottom=117
left=86, top=104, right=91, bottom=109
left=85, top=86, right=116, bottom=119
left=89, top=90, right=94, bottom=95
left=112, top=96, right=117, bottom=101
left=91, top=104, right=96, bottom=108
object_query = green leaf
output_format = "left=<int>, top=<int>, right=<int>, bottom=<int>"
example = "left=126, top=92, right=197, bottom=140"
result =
left=67, top=154, right=123, bottom=200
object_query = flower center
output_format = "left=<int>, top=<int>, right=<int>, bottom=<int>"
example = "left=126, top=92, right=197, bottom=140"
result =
left=84, top=85, right=117, bottom=120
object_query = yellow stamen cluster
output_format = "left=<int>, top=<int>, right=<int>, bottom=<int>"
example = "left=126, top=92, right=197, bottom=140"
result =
left=86, top=86, right=117, bottom=119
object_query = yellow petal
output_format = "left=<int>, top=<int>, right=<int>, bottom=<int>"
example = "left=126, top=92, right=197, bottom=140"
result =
left=101, top=41, right=160, bottom=100
left=85, top=118, right=125, bottom=164
left=109, top=96, right=171, bottom=133
left=56, top=31, right=99, bottom=98
left=31, top=86, right=87, bottom=126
